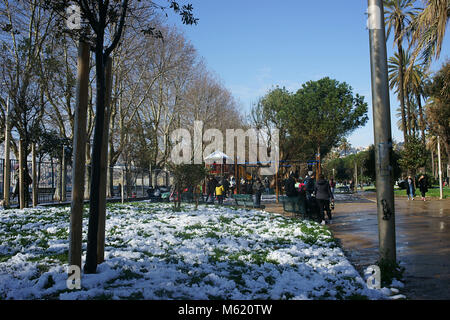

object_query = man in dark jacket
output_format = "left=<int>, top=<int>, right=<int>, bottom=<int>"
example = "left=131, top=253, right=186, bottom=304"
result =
left=285, top=174, right=298, bottom=197
left=304, top=174, right=315, bottom=200
left=222, top=177, right=230, bottom=198
left=314, top=174, right=334, bottom=224
left=207, top=177, right=218, bottom=204
left=252, top=177, right=265, bottom=208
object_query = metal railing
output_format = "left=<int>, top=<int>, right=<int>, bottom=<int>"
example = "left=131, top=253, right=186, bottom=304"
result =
left=0, top=158, right=173, bottom=206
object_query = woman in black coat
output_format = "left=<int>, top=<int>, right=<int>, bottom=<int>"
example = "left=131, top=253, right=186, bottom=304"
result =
left=418, top=175, right=428, bottom=201
left=314, top=175, right=334, bottom=224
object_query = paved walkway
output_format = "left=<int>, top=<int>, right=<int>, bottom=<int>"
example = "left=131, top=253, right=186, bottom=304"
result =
left=263, top=194, right=450, bottom=300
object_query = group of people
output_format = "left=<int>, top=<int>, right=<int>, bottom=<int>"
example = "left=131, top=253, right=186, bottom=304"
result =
left=206, top=176, right=230, bottom=205
left=205, top=175, right=268, bottom=207
left=284, top=172, right=334, bottom=225
left=405, top=175, right=428, bottom=201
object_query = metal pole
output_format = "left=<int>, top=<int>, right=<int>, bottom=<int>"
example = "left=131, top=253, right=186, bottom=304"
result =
left=368, top=0, right=396, bottom=263
left=354, top=161, right=358, bottom=193
left=3, top=96, right=11, bottom=208
left=437, top=136, right=443, bottom=200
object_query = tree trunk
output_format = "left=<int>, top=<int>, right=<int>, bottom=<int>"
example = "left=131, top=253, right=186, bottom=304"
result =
left=84, top=40, right=107, bottom=274
left=69, top=40, right=90, bottom=269
left=397, top=46, right=408, bottom=144
left=406, top=90, right=413, bottom=137
left=97, top=57, right=113, bottom=265
left=416, top=93, right=426, bottom=146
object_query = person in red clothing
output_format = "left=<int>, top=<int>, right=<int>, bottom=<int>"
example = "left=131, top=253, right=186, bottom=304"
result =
left=329, top=178, right=336, bottom=195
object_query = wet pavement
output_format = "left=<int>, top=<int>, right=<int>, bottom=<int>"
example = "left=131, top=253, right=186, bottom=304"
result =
left=263, top=193, right=450, bottom=300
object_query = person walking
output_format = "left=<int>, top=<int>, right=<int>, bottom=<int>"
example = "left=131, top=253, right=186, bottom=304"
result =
left=285, top=173, right=300, bottom=213
left=230, top=176, right=236, bottom=195
left=314, top=174, right=334, bottom=225
left=285, top=173, right=298, bottom=198
left=207, top=177, right=218, bottom=204
left=11, top=164, right=20, bottom=200
left=406, top=176, right=415, bottom=200
left=263, top=177, right=270, bottom=195
left=240, top=177, right=245, bottom=193
left=297, top=177, right=307, bottom=215
left=418, top=175, right=428, bottom=201
left=222, top=177, right=230, bottom=198
left=304, top=174, right=315, bottom=200
left=245, top=179, right=253, bottom=195
left=252, top=177, right=265, bottom=208
left=329, top=178, right=336, bottom=196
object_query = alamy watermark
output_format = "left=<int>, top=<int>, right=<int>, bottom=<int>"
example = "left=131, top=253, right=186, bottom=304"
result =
left=170, top=121, right=280, bottom=176
left=67, top=265, right=81, bottom=290
left=366, top=265, right=381, bottom=289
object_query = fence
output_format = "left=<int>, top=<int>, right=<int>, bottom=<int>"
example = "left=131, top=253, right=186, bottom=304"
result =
left=0, top=158, right=173, bottom=206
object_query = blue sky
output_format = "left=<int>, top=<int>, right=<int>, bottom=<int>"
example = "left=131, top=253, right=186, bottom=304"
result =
left=166, top=0, right=450, bottom=148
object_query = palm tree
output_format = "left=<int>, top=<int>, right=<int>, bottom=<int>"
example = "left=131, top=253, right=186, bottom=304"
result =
left=409, top=0, right=450, bottom=68
left=384, top=0, right=418, bottom=144
left=408, top=63, right=430, bottom=145
left=338, top=138, right=351, bottom=157
left=388, top=48, right=416, bottom=138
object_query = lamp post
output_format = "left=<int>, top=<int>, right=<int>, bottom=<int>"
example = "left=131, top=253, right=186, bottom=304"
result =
left=368, top=0, right=396, bottom=263
left=437, top=136, right=443, bottom=200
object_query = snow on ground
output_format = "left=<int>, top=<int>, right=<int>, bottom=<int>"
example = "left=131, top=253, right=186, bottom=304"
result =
left=0, top=202, right=389, bottom=300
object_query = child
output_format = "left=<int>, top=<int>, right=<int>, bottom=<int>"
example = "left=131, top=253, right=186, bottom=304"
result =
left=215, top=183, right=225, bottom=205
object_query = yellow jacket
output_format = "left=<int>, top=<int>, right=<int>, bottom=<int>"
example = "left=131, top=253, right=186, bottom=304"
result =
left=215, top=185, right=225, bottom=196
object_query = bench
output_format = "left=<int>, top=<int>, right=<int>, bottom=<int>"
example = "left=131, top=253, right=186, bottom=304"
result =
left=233, top=194, right=265, bottom=209
left=280, top=196, right=323, bottom=222
left=335, top=186, right=352, bottom=194
left=279, top=196, right=306, bottom=218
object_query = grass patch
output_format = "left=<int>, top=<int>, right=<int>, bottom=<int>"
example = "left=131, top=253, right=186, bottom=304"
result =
left=118, top=269, right=144, bottom=281
left=209, top=248, right=228, bottom=263
left=0, top=254, right=14, bottom=263
left=394, top=186, right=449, bottom=199
left=174, top=231, right=196, bottom=240
left=219, top=216, right=233, bottom=224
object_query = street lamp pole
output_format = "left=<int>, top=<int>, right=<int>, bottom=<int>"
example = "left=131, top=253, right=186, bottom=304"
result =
left=437, top=136, right=443, bottom=200
left=368, top=0, right=396, bottom=263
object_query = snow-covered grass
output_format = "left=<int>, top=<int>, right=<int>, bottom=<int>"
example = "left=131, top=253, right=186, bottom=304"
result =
left=0, top=202, right=388, bottom=300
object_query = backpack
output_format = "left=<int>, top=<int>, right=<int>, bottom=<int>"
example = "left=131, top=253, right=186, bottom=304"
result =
left=305, top=177, right=314, bottom=192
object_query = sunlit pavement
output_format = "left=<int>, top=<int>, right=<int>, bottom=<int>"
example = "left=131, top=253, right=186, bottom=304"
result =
left=322, top=193, right=450, bottom=300
left=263, top=193, right=450, bottom=300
